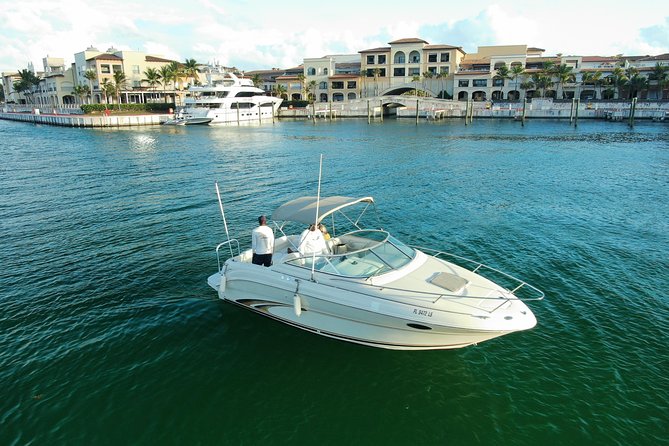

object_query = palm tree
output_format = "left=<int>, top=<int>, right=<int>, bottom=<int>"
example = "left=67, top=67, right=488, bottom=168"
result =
left=72, top=85, right=89, bottom=105
left=584, top=71, right=602, bottom=99
left=493, top=64, right=511, bottom=99
left=158, top=65, right=174, bottom=103
left=422, top=71, right=434, bottom=96
left=625, top=72, right=649, bottom=99
left=306, top=80, right=317, bottom=103
left=297, top=73, right=306, bottom=100
left=551, top=64, right=574, bottom=99
left=520, top=79, right=534, bottom=99
left=649, top=63, right=669, bottom=100
left=606, top=67, right=627, bottom=100
left=100, top=78, right=115, bottom=106
left=411, top=74, right=421, bottom=96
left=510, top=64, right=525, bottom=100
left=143, top=67, right=161, bottom=102
left=83, top=69, right=97, bottom=104
left=112, top=71, right=127, bottom=110
left=275, top=84, right=287, bottom=100
left=251, top=74, right=262, bottom=88
left=183, top=58, right=198, bottom=87
left=14, top=69, right=41, bottom=103
left=531, top=73, right=553, bottom=98
left=372, top=68, right=381, bottom=96
left=435, top=72, right=445, bottom=98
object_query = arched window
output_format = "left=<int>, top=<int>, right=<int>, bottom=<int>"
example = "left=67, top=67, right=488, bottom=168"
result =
left=307, top=67, right=316, bottom=75
left=394, top=51, right=405, bottom=64
left=319, top=81, right=327, bottom=89
left=347, top=92, right=356, bottom=100
left=409, top=51, right=420, bottom=63
left=323, top=68, right=328, bottom=75
left=333, top=92, right=344, bottom=102
left=320, top=93, right=328, bottom=102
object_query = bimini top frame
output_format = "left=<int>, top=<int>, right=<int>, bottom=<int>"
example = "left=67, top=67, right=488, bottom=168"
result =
left=271, top=196, right=375, bottom=226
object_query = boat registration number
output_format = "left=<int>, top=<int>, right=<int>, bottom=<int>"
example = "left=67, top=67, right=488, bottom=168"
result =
left=413, top=309, right=433, bottom=317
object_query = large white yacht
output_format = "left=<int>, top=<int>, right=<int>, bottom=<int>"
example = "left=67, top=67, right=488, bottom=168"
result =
left=207, top=195, right=544, bottom=350
left=179, top=72, right=282, bottom=125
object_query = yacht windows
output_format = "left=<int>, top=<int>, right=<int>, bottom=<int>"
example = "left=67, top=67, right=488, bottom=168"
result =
left=231, top=102, right=255, bottom=109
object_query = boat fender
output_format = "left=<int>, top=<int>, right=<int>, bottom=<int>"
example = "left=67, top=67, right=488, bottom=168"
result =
left=293, top=294, right=302, bottom=317
left=218, top=268, right=228, bottom=299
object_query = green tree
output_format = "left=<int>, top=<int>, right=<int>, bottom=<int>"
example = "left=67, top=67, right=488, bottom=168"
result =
left=83, top=69, right=97, bottom=104
left=143, top=67, right=161, bottom=102
left=100, top=78, right=115, bottom=106
left=72, top=85, right=89, bottom=104
left=297, top=73, right=306, bottom=100
left=158, top=65, right=174, bottom=103
left=372, top=68, right=381, bottom=96
left=625, top=71, right=649, bottom=99
left=411, top=74, right=421, bottom=96
left=275, top=84, right=287, bottom=100
left=606, top=67, right=627, bottom=100
left=306, top=80, right=317, bottom=103
left=531, top=73, right=553, bottom=98
left=112, top=70, right=127, bottom=110
left=494, top=64, right=511, bottom=99
left=510, top=64, right=525, bottom=100
left=435, top=72, right=445, bottom=98
left=551, top=64, right=574, bottom=99
left=251, top=73, right=262, bottom=88
left=580, top=71, right=602, bottom=100
left=423, top=71, right=435, bottom=96
left=183, top=58, right=198, bottom=87
left=649, top=63, right=669, bottom=100
left=14, top=69, right=41, bottom=103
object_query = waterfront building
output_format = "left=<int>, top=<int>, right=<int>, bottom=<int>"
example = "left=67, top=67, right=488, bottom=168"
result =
left=73, top=47, right=176, bottom=105
left=359, top=38, right=465, bottom=98
left=302, top=54, right=360, bottom=102
left=2, top=58, right=76, bottom=107
left=453, top=45, right=552, bottom=101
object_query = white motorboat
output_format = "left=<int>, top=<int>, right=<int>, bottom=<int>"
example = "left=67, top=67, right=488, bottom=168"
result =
left=207, top=195, right=543, bottom=350
left=180, top=72, right=282, bottom=125
left=163, top=110, right=213, bottom=126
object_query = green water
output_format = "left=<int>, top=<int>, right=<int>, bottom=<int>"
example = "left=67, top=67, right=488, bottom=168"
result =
left=1, top=118, right=668, bottom=445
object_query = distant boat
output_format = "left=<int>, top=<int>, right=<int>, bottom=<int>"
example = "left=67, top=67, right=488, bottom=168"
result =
left=178, top=72, right=282, bottom=125
left=163, top=111, right=213, bottom=126
left=207, top=193, right=544, bottom=350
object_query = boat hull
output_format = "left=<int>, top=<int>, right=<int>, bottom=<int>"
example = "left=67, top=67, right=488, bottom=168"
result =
left=207, top=268, right=533, bottom=350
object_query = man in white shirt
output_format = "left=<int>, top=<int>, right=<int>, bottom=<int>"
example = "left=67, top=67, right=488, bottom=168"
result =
left=298, top=224, right=328, bottom=256
left=252, top=215, right=274, bottom=267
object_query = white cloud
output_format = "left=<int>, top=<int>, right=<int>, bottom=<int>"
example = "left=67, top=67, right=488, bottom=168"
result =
left=1, top=0, right=668, bottom=73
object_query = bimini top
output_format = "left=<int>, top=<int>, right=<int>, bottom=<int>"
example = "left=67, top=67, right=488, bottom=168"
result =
left=272, top=196, right=374, bottom=225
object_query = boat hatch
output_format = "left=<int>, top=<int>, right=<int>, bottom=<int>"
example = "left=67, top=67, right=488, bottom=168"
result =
left=428, top=272, right=469, bottom=293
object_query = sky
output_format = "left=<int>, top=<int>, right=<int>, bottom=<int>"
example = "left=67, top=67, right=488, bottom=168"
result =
left=1, top=0, right=668, bottom=74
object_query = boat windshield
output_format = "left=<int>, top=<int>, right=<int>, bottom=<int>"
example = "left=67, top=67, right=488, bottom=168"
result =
left=284, top=230, right=416, bottom=278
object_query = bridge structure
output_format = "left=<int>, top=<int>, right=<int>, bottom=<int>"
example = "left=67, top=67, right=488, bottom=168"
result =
left=304, top=95, right=471, bottom=119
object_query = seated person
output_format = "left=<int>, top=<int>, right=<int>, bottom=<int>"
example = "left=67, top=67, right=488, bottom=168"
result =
left=319, top=224, right=331, bottom=240
left=298, top=224, right=328, bottom=255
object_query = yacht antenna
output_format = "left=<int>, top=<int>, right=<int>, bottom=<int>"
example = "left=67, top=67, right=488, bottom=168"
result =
left=311, top=154, right=324, bottom=281
left=215, top=181, right=234, bottom=258
left=314, top=154, right=323, bottom=228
